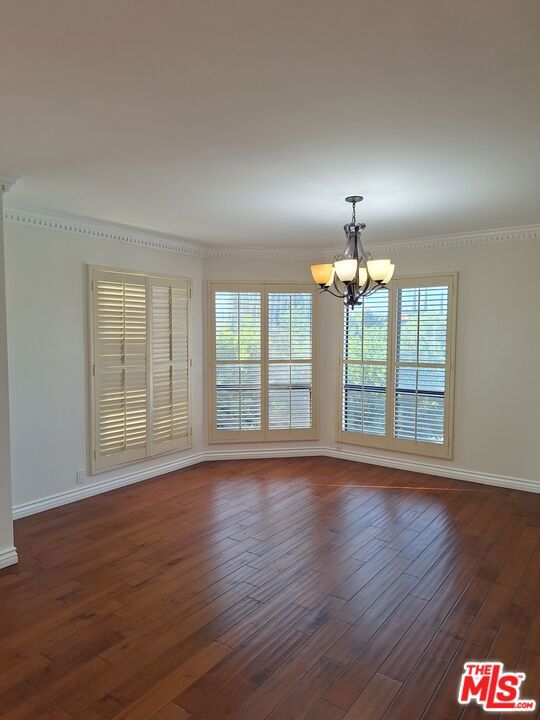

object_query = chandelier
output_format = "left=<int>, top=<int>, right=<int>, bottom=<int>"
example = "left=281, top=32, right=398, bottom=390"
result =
left=310, top=196, right=395, bottom=307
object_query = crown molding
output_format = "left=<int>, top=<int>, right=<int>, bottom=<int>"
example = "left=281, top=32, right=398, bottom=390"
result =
left=370, top=224, right=540, bottom=255
left=3, top=203, right=539, bottom=259
left=205, top=224, right=540, bottom=259
left=204, top=245, right=326, bottom=260
left=0, top=176, right=18, bottom=194
left=3, top=204, right=207, bottom=257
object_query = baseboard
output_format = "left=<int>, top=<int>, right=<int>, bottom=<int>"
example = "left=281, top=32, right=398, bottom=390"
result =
left=12, top=452, right=207, bottom=520
left=203, top=446, right=325, bottom=462
left=0, top=546, right=18, bottom=570
left=323, top=446, right=539, bottom=494
left=12, top=445, right=538, bottom=520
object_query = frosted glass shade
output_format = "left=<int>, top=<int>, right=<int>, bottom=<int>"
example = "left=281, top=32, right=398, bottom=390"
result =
left=367, top=258, right=392, bottom=282
left=334, top=258, right=358, bottom=282
left=382, top=263, right=395, bottom=284
left=311, top=263, right=333, bottom=286
left=326, top=266, right=335, bottom=287
left=358, top=267, right=368, bottom=285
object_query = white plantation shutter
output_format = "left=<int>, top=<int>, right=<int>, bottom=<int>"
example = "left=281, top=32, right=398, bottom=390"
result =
left=393, top=279, right=454, bottom=454
left=267, top=291, right=313, bottom=433
left=149, top=278, right=191, bottom=454
left=213, top=289, right=263, bottom=439
left=90, top=268, right=191, bottom=473
left=342, top=290, right=388, bottom=439
left=92, top=271, right=148, bottom=470
left=338, top=274, right=456, bottom=458
left=209, top=283, right=316, bottom=442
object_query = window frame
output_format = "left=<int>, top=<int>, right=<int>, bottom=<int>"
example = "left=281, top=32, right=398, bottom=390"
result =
left=88, top=265, right=192, bottom=475
left=207, top=281, right=318, bottom=443
left=337, top=272, right=457, bottom=459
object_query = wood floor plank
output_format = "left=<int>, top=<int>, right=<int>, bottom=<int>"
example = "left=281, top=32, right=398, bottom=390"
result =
left=304, top=700, right=345, bottom=720
left=109, top=641, right=229, bottom=719
left=321, top=594, right=427, bottom=710
left=150, top=704, right=191, bottom=720
left=230, top=618, right=350, bottom=720
left=175, top=616, right=309, bottom=718
left=341, top=673, right=401, bottom=720
left=265, top=656, right=344, bottom=720
left=380, top=653, right=449, bottom=720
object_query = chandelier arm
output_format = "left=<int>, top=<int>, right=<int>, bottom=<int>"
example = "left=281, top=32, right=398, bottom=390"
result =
left=354, top=274, right=371, bottom=297
left=357, top=237, right=368, bottom=261
left=322, top=287, right=347, bottom=299
left=332, top=273, right=349, bottom=295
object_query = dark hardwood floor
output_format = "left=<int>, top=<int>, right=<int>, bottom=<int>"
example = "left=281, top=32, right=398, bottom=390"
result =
left=1, top=457, right=539, bottom=719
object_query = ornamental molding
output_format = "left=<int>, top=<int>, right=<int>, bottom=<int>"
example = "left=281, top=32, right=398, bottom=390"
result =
left=205, top=245, right=328, bottom=260
left=3, top=204, right=206, bottom=257
left=369, top=225, right=540, bottom=255
left=208, top=225, right=540, bottom=259
left=4, top=203, right=539, bottom=259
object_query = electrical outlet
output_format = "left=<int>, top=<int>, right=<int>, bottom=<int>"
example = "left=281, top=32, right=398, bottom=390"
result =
left=76, top=470, right=85, bottom=485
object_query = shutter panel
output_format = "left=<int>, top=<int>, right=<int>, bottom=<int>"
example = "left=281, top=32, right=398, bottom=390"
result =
left=91, top=268, right=192, bottom=474
left=394, top=284, right=450, bottom=445
left=267, top=291, right=314, bottom=433
left=213, top=290, right=263, bottom=439
left=92, top=270, right=148, bottom=470
left=341, top=290, right=389, bottom=438
left=149, top=278, right=191, bottom=454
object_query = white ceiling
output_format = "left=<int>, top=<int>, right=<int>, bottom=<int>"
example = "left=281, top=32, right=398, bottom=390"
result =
left=1, top=0, right=539, bottom=247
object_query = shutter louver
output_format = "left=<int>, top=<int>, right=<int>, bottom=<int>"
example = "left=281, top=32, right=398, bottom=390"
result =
left=93, top=272, right=148, bottom=470
left=342, top=290, right=389, bottom=437
left=150, top=279, right=190, bottom=454
left=268, top=292, right=313, bottom=431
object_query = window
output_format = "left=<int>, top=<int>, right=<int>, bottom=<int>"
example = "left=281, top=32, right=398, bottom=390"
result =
left=89, top=267, right=191, bottom=473
left=209, top=283, right=316, bottom=442
left=338, top=274, right=457, bottom=458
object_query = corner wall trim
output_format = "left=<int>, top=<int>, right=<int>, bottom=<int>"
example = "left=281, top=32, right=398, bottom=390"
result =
left=0, top=546, right=18, bottom=570
left=12, top=446, right=538, bottom=520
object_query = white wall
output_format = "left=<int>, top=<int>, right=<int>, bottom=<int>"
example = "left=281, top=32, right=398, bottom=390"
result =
left=0, top=193, right=16, bottom=567
left=5, top=222, right=204, bottom=509
left=4, top=222, right=539, bottom=522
